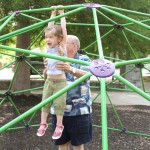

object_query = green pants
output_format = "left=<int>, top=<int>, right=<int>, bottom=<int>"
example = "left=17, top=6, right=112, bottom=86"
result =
left=41, top=78, right=67, bottom=116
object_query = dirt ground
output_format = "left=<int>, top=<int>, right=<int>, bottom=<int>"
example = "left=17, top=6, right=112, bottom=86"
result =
left=0, top=95, right=150, bottom=150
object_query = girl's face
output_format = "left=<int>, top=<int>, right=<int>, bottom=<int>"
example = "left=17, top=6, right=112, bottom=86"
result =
left=45, top=31, right=60, bottom=48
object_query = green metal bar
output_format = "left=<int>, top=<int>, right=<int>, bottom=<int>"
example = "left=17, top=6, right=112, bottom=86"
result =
left=100, top=78, right=108, bottom=150
left=27, top=28, right=45, bottom=50
left=104, top=56, right=124, bottom=62
left=91, top=85, right=135, bottom=92
left=0, top=60, right=15, bottom=71
left=20, top=13, right=43, bottom=22
left=83, top=40, right=97, bottom=51
left=125, top=27, right=150, bottom=40
left=96, top=9, right=117, bottom=24
left=0, top=23, right=44, bottom=42
left=0, top=12, right=16, bottom=31
left=122, top=30, right=137, bottom=58
left=0, top=45, right=90, bottom=66
left=8, top=62, right=20, bottom=91
left=106, top=92, right=123, bottom=129
left=92, top=8, right=104, bottom=58
left=66, top=22, right=113, bottom=27
left=113, top=73, right=150, bottom=101
left=106, top=87, right=134, bottom=92
left=83, top=27, right=114, bottom=52
left=27, top=111, right=38, bottom=125
left=0, top=7, right=86, bottom=42
left=123, top=19, right=150, bottom=26
left=7, top=126, right=28, bottom=130
left=7, top=123, right=52, bottom=131
left=85, top=51, right=124, bottom=62
left=92, top=9, right=109, bottom=149
left=143, top=61, right=150, bottom=65
left=107, top=66, right=136, bottom=87
left=20, top=4, right=84, bottom=13
left=0, top=52, right=16, bottom=57
left=101, top=28, right=115, bottom=39
left=144, top=66, right=150, bottom=72
left=0, top=92, right=5, bottom=95
left=101, top=6, right=150, bottom=30
left=84, top=51, right=98, bottom=57
left=93, top=125, right=150, bottom=137
left=8, top=97, right=26, bottom=125
left=0, top=97, right=7, bottom=106
left=25, top=60, right=44, bottom=78
left=0, top=16, right=9, bottom=23
left=92, top=92, right=100, bottom=102
left=12, top=88, right=36, bottom=95
left=27, top=55, right=42, bottom=58
left=140, top=68, right=146, bottom=92
left=103, top=5, right=150, bottom=17
left=125, top=131, right=150, bottom=137
left=115, top=57, right=150, bottom=67
left=83, top=28, right=114, bottom=53
left=12, top=86, right=44, bottom=95
left=0, top=73, right=92, bottom=133
left=97, top=84, right=102, bottom=132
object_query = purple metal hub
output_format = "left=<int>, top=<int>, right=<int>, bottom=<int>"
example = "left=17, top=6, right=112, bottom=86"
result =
left=84, top=3, right=102, bottom=8
left=89, top=59, right=115, bottom=78
left=15, top=10, right=21, bottom=16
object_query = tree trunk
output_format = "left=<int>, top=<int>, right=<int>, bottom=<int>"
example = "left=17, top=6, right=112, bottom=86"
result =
left=12, top=32, right=30, bottom=95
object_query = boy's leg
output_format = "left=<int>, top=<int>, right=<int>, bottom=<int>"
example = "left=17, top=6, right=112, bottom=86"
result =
left=59, top=143, right=84, bottom=150
left=59, top=142, right=71, bottom=150
left=73, top=145, right=84, bottom=150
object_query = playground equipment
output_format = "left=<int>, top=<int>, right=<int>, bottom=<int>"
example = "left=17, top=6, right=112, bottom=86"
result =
left=0, top=3, right=150, bottom=150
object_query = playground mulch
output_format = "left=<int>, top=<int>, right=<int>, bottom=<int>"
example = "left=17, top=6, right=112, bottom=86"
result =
left=0, top=94, right=150, bottom=150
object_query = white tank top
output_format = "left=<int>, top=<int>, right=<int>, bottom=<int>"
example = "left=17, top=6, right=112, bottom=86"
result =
left=47, top=46, right=67, bottom=75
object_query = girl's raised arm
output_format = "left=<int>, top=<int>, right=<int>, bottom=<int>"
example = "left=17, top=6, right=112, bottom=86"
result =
left=48, top=6, right=56, bottom=27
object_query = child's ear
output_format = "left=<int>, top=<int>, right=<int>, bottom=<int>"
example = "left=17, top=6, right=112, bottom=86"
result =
left=58, top=38, right=61, bottom=42
left=58, top=36, right=63, bottom=42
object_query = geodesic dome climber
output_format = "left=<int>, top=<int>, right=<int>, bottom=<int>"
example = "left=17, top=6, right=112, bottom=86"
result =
left=0, top=3, right=150, bottom=150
